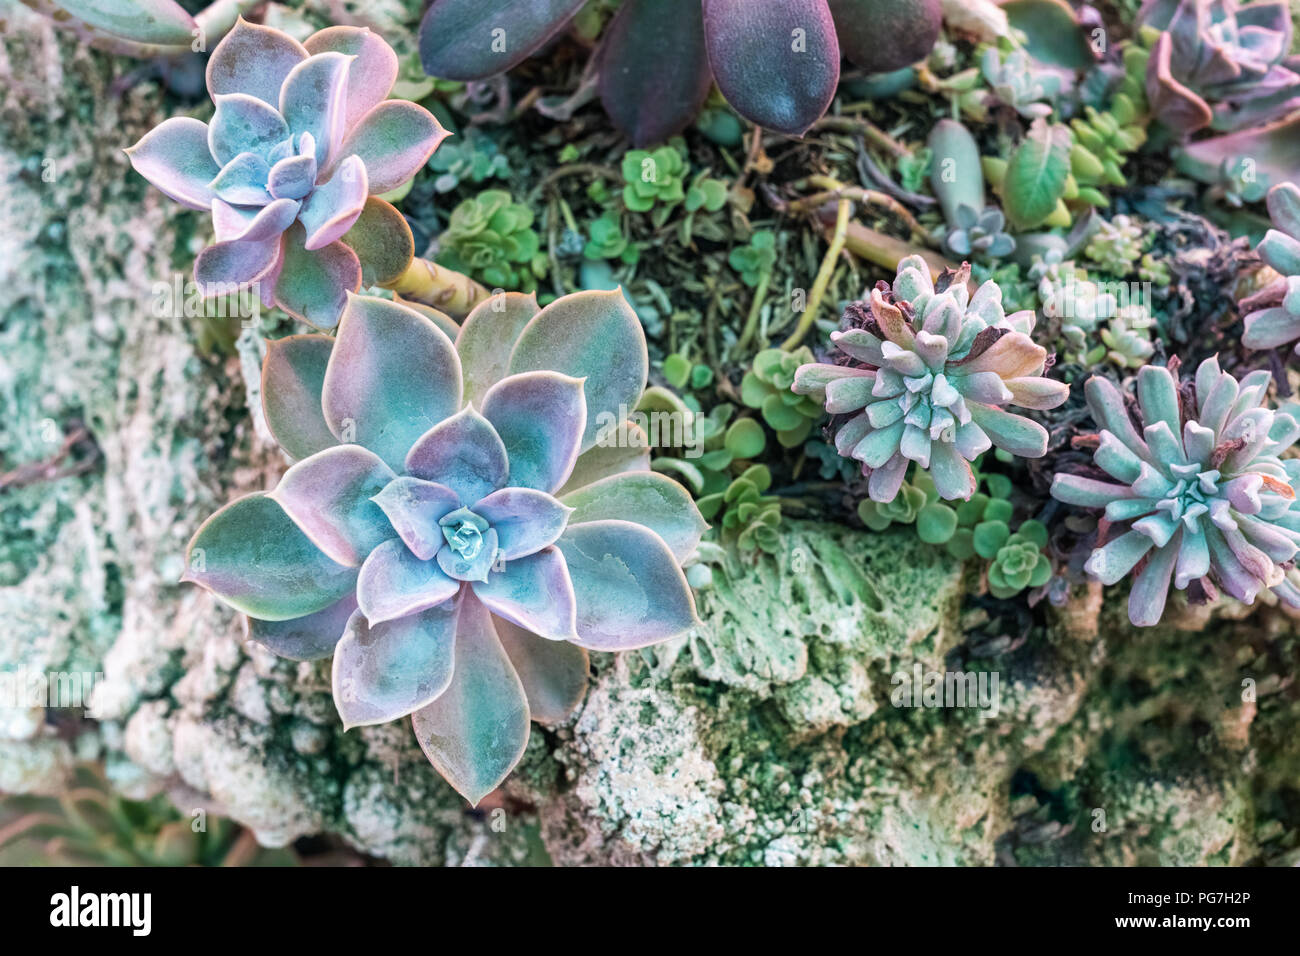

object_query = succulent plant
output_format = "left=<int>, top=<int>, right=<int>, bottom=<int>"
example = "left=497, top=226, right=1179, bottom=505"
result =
left=427, top=131, right=512, bottom=193
left=741, top=348, right=825, bottom=447
left=583, top=212, right=638, bottom=264
left=1068, top=42, right=1151, bottom=205
left=698, top=465, right=783, bottom=554
left=1139, top=0, right=1300, bottom=135
left=622, top=145, right=688, bottom=211
left=981, top=45, right=1062, bottom=119
left=437, top=190, right=543, bottom=290
left=183, top=290, right=707, bottom=803
left=1083, top=214, right=1146, bottom=275
left=729, top=231, right=778, bottom=287
left=792, top=257, right=1070, bottom=502
left=857, top=478, right=928, bottom=531
left=946, top=205, right=1016, bottom=260
left=1239, top=182, right=1300, bottom=357
left=126, top=19, right=447, bottom=328
left=1098, top=305, right=1158, bottom=369
left=979, top=519, right=1052, bottom=598
left=1051, top=357, right=1300, bottom=626
left=418, top=0, right=940, bottom=144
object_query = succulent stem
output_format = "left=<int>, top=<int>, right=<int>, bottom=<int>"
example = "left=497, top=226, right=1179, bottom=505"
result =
left=382, top=257, right=492, bottom=320
left=733, top=268, right=773, bottom=357
left=838, top=220, right=955, bottom=280
left=780, top=199, right=850, bottom=351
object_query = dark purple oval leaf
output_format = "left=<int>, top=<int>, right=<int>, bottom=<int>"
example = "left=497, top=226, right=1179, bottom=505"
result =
left=418, top=0, right=588, bottom=80
left=598, top=0, right=713, bottom=147
left=828, top=0, right=941, bottom=75
left=701, top=0, right=839, bottom=136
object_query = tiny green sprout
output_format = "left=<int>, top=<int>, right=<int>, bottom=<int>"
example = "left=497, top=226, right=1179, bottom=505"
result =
left=686, top=171, right=728, bottom=213
left=725, top=417, right=767, bottom=460
left=583, top=211, right=638, bottom=264
left=858, top=482, right=927, bottom=531
left=663, top=353, right=692, bottom=390
left=741, top=348, right=824, bottom=447
left=983, top=520, right=1052, bottom=599
left=622, top=144, right=688, bottom=212
left=699, top=465, right=783, bottom=555
left=729, top=231, right=777, bottom=287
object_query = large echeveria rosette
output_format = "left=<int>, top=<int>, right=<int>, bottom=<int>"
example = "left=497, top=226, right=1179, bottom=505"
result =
left=126, top=19, right=447, bottom=329
left=791, top=257, right=1070, bottom=503
left=183, top=290, right=708, bottom=803
left=1052, top=358, right=1300, bottom=627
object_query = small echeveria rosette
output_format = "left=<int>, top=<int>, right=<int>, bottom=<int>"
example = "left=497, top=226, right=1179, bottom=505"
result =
left=1052, top=357, right=1300, bottom=627
left=792, top=256, right=1070, bottom=503
left=1239, top=182, right=1300, bottom=357
left=183, top=290, right=708, bottom=804
left=126, top=19, right=447, bottom=329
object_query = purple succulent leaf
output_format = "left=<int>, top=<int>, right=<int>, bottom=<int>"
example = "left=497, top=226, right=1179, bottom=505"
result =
left=560, top=472, right=707, bottom=563
left=1265, top=182, right=1300, bottom=238
left=333, top=100, right=449, bottom=194
left=206, top=17, right=308, bottom=108
left=321, top=295, right=463, bottom=468
left=1256, top=229, right=1300, bottom=275
left=410, top=592, right=531, bottom=806
left=211, top=197, right=299, bottom=244
left=245, top=592, right=358, bottom=662
left=124, top=117, right=220, bottom=210
left=481, top=371, right=587, bottom=494
left=261, top=333, right=337, bottom=462
left=1243, top=307, right=1299, bottom=349
left=555, top=423, right=652, bottom=496
left=355, top=538, right=460, bottom=624
left=272, top=224, right=362, bottom=330
left=701, top=0, right=839, bottom=137
left=208, top=152, right=272, bottom=205
left=507, top=289, right=648, bottom=453
left=455, top=292, right=540, bottom=407
left=193, top=233, right=283, bottom=297
left=279, top=51, right=352, bottom=170
left=344, top=200, right=418, bottom=288
left=269, top=444, right=397, bottom=567
left=405, top=406, right=509, bottom=505
left=598, top=0, right=712, bottom=147
left=555, top=519, right=697, bottom=651
left=267, top=149, right=318, bottom=201
left=181, top=493, right=357, bottom=621
left=1051, top=474, right=1138, bottom=508
left=828, top=0, right=942, bottom=74
left=471, top=545, right=577, bottom=641
left=209, top=93, right=290, bottom=166
left=1128, top=533, right=1180, bottom=626
left=417, top=0, right=587, bottom=81
left=332, top=601, right=458, bottom=729
left=927, top=440, right=978, bottom=500
left=371, top=477, right=462, bottom=560
left=304, top=26, right=400, bottom=130
left=473, top=488, right=572, bottom=560
left=298, top=154, right=368, bottom=250
left=494, top=615, right=588, bottom=726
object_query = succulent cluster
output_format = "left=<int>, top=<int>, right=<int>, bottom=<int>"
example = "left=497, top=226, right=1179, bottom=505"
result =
left=793, top=257, right=1070, bottom=502
left=418, top=0, right=941, bottom=143
left=1139, top=0, right=1300, bottom=135
left=183, top=291, right=707, bottom=802
left=127, top=19, right=446, bottom=328
left=741, top=348, right=825, bottom=447
left=1239, top=182, right=1300, bottom=357
left=1052, top=358, right=1300, bottom=626
left=437, top=189, right=544, bottom=290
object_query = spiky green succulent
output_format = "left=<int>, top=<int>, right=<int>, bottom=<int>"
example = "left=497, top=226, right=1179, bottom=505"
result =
left=183, top=290, right=707, bottom=804
left=126, top=19, right=445, bottom=328
left=1239, top=182, right=1300, bottom=357
left=793, top=257, right=1070, bottom=502
left=1052, top=357, right=1300, bottom=627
